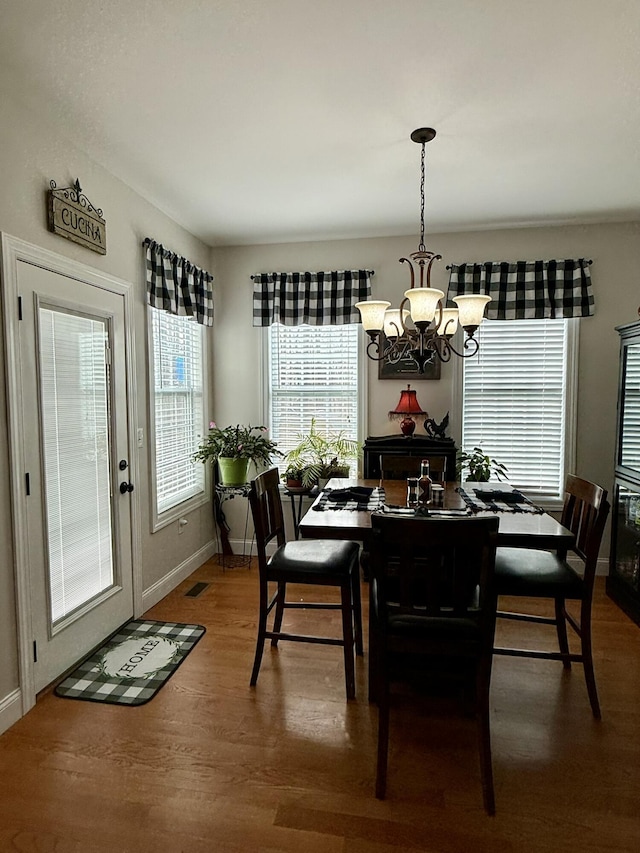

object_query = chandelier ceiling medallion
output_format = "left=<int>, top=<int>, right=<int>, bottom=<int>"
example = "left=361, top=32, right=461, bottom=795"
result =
left=355, top=127, right=491, bottom=372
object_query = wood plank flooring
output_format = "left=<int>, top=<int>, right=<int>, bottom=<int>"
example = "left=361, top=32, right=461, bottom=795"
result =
left=0, top=561, right=639, bottom=852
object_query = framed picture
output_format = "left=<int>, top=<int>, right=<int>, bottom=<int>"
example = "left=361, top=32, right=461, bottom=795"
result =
left=378, top=335, right=441, bottom=380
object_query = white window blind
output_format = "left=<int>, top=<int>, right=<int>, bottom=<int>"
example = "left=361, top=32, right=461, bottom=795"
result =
left=620, top=343, right=640, bottom=471
left=268, top=323, right=360, bottom=463
left=150, top=308, right=205, bottom=516
left=39, top=307, right=114, bottom=624
left=462, top=318, right=572, bottom=500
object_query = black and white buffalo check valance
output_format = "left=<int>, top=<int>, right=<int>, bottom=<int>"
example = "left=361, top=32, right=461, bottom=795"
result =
left=144, top=238, right=214, bottom=327
left=446, top=258, right=594, bottom=320
left=252, top=269, right=373, bottom=326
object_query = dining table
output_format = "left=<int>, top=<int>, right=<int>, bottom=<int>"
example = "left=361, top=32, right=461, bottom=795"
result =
left=298, top=478, right=575, bottom=551
left=298, top=477, right=575, bottom=703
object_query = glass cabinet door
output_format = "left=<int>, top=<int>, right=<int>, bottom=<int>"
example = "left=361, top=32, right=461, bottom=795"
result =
left=619, top=341, right=640, bottom=472
left=612, top=482, right=640, bottom=594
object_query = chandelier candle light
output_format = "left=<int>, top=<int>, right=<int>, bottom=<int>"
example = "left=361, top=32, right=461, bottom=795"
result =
left=356, top=127, right=491, bottom=372
left=389, top=384, right=427, bottom=436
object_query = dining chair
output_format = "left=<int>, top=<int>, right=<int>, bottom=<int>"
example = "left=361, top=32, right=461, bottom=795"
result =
left=378, top=454, right=446, bottom=483
left=248, top=468, right=363, bottom=700
left=493, top=474, right=610, bottom=718
left=369, top=512, right=500, bottom=814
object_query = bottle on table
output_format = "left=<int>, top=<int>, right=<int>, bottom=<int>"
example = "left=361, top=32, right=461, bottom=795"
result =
left=418, top=459, right=432, bottom=506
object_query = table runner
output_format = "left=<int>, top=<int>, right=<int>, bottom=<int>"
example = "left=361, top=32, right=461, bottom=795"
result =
left=457, top=487, right=544, bottom=514
left=312, top=486, right=386, bottom=512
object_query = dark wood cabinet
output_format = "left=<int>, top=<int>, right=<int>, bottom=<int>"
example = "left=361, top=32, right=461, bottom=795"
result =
left=363, top=434, right=458, bottom=481
left=608, top=320, right=640, bottom=626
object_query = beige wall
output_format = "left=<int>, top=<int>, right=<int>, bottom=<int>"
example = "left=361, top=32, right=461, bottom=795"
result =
left=213, top=221, right=640, bottom=538
left=0, top=92, right=216, bottom=706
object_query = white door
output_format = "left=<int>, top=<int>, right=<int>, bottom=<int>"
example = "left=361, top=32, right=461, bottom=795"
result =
left=17, top=259, right=134, bottom=692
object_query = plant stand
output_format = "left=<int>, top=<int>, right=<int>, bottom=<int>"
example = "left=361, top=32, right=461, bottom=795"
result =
left=213, top=484, right=253, bottom=569
left=283, top=485, right=317, bottom=539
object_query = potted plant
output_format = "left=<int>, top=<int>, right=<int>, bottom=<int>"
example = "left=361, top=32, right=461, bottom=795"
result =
left=284, top=418, right=361, bottom=489
left=281, top=464, right=307, bottom=489
left=193, top=422, right=282, bottom=486
left=456, top=446, right=508, bottom=483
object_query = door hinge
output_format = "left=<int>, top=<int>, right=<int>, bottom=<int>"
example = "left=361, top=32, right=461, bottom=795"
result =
left=18, top=296, right=23, bottom=321
left=33, top=641, right=37, bottom=663
left=25, top=472, right=30, bottom=495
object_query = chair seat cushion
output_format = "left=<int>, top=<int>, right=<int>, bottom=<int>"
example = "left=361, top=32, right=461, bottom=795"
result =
left=495, top=547, right=584, bottom=598
left=387, top=614, right=483, bottom=656
left=269, top=539, right=359, bottom=576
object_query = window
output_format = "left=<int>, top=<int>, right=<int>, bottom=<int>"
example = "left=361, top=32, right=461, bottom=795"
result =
left=266, top=323, right=362, bottom=467
left=149, top=307, right=207, bottom=528
left=461, top=318, right=577, bottom=504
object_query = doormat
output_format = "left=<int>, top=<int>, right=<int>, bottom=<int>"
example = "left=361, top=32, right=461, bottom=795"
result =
left=54, top=619, right=206, bottom=706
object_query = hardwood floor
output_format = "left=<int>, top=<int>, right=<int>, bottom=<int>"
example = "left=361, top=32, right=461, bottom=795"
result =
left=1, top=562, right=639, bottom=852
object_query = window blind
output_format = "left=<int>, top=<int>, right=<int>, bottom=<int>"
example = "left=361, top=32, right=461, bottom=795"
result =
left=462, top=319, right=570, bottom=499
left=39, top=307, right=114, bottom=623
left=269, top=323, right=359, bottom=462
left=620, top=344, right=640, bottom=471
left=151, top=308, right=205, bottom=514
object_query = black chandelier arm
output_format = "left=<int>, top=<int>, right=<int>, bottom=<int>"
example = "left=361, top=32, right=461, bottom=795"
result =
left=442, top=333, right=481, bottom=359
left=399, top=257, right=415, bottom=289
left=425, top=253, right=443, bottom=288
left=364, top=335, right=402, bottom=364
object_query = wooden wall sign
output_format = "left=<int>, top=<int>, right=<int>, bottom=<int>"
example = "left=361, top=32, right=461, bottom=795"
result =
left=48, top=179, right=107, bottom=254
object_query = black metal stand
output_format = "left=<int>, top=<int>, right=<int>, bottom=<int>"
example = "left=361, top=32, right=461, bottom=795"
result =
left=283, top=486, right=316, bottom=539
left=214, top=484, right=253, bottom=569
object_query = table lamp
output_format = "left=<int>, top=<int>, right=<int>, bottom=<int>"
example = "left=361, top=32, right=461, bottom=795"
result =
left=388, top=384, right=427, bottom=436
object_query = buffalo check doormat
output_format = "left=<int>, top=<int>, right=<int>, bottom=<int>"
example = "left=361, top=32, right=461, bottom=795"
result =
left=54, top=620, right=206, bottom=706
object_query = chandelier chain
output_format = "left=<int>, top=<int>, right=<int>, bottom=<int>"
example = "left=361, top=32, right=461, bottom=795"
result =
left=419, top=142, right=426, bottom=253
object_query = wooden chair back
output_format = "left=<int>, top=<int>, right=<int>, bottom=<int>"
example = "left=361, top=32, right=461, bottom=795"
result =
left=370, top=513, right=499, bottom=638
left=561, top=473, right=610, bottom=591
left=248, top=468, right=287, bottom=567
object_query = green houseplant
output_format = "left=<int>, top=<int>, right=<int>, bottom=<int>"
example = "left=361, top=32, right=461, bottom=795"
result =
left=193, top=422, right=282, bottom=486
left=283, top=418, right=361, bottom=489
left=457, top=446, right=508, bottom=483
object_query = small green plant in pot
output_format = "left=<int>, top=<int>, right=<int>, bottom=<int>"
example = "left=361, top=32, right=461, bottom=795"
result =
left=457, top=446, right=508, bottom=483
left=281, top=464, right=306, bottom=489
left=284, top=418, right=361, bottom=489
left=193, top=422, right=282, bottom=486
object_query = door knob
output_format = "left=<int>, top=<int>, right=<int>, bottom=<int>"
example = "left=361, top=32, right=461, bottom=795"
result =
left=119, top=481, right=134, bottom=494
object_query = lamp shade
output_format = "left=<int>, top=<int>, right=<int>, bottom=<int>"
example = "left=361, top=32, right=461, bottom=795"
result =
left=383, top=308, right=410, bottom=339
left=437, top=307, right=459, bottom=337
left=355, top=300, right=390, bottom=332
left=389, top=384, right=427, bottom=416
left=452, top=294, right=491, bottom=328
left=403, top=287, right=444, bottom=324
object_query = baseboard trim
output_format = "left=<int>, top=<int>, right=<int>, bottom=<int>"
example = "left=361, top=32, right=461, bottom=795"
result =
left=0, top=689, right=23, bottom=736
left=141, top=539, right=218, bottom=612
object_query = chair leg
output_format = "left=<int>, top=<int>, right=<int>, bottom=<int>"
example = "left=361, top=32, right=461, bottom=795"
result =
left=351, top=565, right=364, bottom=656
left=250, top=605, right=268, bottom=687
left=476, top=666, right=495, bottom=816
left=341, top=583, right=356, bottom=700
left=368, top=580, right=379, bottom=704
left=375, top=671, right=390, bottom=799
left=270, top=581, right=287, bottom=647
left=580, top=600, right=601, bottom=719
left=554, top=597, right=571, bottom=670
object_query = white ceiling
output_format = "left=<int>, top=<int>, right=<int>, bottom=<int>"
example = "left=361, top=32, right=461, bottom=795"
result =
left=2, top=0, right=639, bottom=246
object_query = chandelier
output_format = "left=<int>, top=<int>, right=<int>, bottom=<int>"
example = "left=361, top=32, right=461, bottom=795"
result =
left=355, top=127, right=491, bottom=372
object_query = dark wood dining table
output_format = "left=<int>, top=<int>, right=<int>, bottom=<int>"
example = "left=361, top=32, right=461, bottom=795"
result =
left=298, top=478, right=575, bottom=551
left=299, top=477, right=575, bottom=703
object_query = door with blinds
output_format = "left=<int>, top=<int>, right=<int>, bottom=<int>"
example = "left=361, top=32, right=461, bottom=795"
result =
left=17, top=259, right=134, bottom=693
